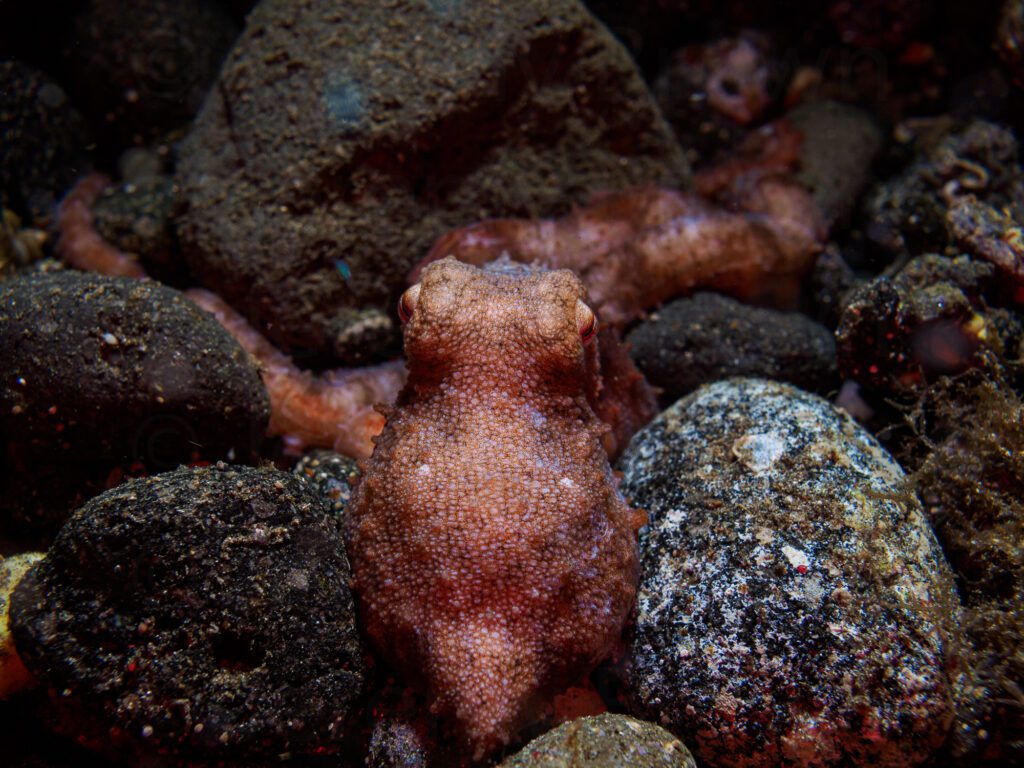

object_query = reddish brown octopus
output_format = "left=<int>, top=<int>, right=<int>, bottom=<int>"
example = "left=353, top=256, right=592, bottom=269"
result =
left=345, top=258, right=644, bottom=760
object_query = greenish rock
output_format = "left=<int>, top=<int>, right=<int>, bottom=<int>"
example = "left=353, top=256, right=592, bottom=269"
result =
left=499, top=713, right=696, bottom=768
left=788, top=99, right=882, bottom=227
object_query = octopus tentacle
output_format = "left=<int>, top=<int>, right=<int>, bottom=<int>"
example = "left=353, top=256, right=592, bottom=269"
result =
left=415, top=120, right=826, bottom=322
left=56, top=173, right=147, bottom=278
left=184, top=289, right=405, bottom=459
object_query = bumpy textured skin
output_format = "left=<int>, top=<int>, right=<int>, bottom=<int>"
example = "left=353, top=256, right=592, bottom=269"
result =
left=346, top=258, right=642, bottom=760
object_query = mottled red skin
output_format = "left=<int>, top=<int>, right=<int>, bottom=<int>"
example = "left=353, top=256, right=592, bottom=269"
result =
left=413, top=121, right=826, bottom=322
left=346, top=258, right=643, bottom=760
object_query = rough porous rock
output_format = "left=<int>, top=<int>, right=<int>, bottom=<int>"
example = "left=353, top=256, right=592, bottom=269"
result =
left=0, top=270, right=269, bottom=466
left=619, top=378, right=963, bottom=768
left=92, top=176, right=182, bottom=283
left=176, top=0, right=689, bottom=363
left=627, top=292, right=837, bottom=403
left=499, top=713, right=696, bottom=768
left=913, top=377, right=1024, bottom=765
left=836, top=254, right=1021, bottom=400
left=9, top=464, right=366, bottom=763
left=863, top=120, right=1024, bottom=265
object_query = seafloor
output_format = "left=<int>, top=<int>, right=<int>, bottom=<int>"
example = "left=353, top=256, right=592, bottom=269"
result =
left=0, top=1, right=1021, bottom=767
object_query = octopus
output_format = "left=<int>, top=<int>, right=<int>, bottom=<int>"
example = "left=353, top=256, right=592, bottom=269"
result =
left=346, top=258, right=645, bottom=760
left=413, top=120, right=826, bottom=324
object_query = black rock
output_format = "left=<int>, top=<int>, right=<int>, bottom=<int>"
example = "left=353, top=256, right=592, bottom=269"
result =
left=0, top=270, right=269, bottom=541
left=627, top=292, right=837, bottom=403
left=10, top=464, right=367, bottom=763
left=0, top=270, right=269, bottom=467
left=0, top=61, right=92, bottom=224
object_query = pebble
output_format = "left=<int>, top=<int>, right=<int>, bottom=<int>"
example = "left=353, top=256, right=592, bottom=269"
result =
left=0, top=271, right=270, bottom=538
left=627, top=292, right=837, bottom=403
left=499, top=713, right=696, bottom=768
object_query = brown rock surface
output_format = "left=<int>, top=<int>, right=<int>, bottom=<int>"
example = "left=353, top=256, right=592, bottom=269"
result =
left=176, top=0, right=689, bottom=363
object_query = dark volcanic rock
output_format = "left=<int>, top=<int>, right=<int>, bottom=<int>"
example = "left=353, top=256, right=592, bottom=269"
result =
left=0, top=271, right=269, bottom=540
left=863, top=120, right=1024, bottom=267
left=836, top=254, right=1022, bottom=398
left=10, top=464, right=366, bottom=763
left=618, top=378, right=963, bottom=768
left=627, top=292, right=838, bottom=403
left=176, top=0, right=689, bottom=363
left=92, top=176, right=181, bottom=283
left=0, top=270, right=269, bottom=466
left=499, top=713, right=696, bottom=768
left=788, top=100, right=883, bottom=227
left=70, top=0, right=237, bottom=147
left=0, top=61, right=91, bottom=224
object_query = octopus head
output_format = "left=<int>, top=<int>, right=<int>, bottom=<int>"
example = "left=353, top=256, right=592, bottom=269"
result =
left=397, top=257, right=597, bottom=391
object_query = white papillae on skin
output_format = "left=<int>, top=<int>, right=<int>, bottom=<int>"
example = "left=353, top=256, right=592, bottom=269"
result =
left=346, top=258, right=643, bottom=760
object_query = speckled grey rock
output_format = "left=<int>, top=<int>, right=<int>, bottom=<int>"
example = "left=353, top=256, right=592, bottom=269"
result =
left=499, top=713, right=696, bottom=768
left=619, top=378, right=963, bottom=768
left=294, top=449, right=360, bottom=517
left=176, top=0, right=689, bottom=363
left=627, top=292, right=837, bottom=403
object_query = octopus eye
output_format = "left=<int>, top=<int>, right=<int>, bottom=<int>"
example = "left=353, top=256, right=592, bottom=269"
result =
left=398, top=284, right=421, bottom=324
left=576, top=300, right=597, bottom=344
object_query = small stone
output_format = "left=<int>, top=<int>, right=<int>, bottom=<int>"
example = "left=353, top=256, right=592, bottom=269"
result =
left=627, top=292, right=837, bottom=403
left=499, top=713, right=696, bottom=767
